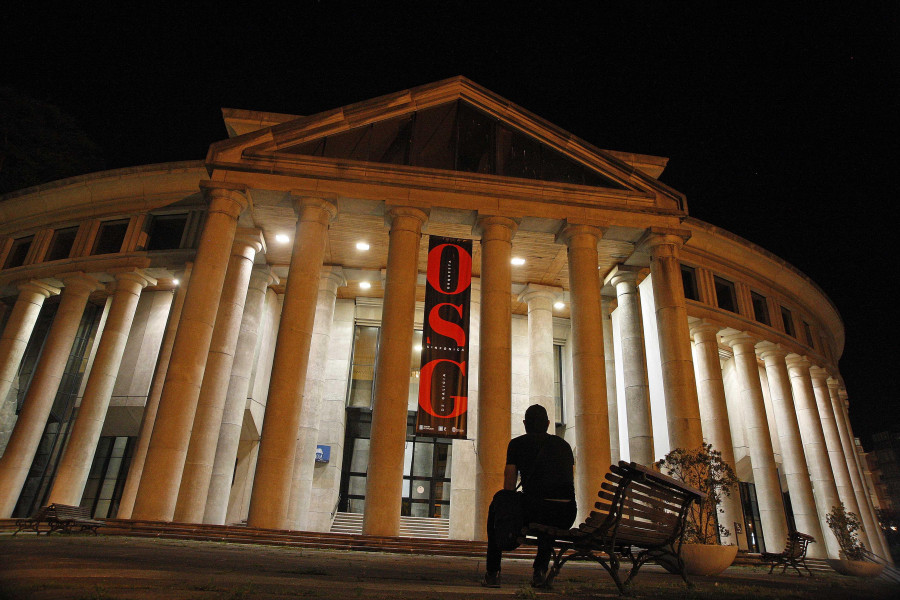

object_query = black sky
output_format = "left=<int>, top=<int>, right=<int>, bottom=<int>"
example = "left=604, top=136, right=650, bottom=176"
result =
left=3, top=3, right=898, bottom=445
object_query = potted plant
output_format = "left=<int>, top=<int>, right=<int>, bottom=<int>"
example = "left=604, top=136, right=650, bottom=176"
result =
left=825, top=502, right=884, bottom=577
left=655, top=443, right=740, bottom=576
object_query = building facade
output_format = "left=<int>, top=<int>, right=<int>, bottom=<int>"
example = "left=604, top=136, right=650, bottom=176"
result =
left=0, top=78, right=888, bottom=559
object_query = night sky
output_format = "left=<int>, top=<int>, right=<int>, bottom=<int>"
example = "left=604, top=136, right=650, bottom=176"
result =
left=3, top=3, right=897, bottom=446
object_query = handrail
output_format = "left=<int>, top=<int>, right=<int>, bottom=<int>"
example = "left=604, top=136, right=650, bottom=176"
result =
left=860, top=549, right=900, bottom=583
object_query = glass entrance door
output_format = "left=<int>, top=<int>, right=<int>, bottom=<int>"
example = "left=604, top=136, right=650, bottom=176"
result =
left=340, top=408, right=451, bottom=517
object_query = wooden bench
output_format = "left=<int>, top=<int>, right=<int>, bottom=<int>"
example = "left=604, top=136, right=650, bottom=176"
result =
left=13, top=505, right=57, bottom=535
left=761, top=531, right=816, bottom=576
left=523, top=461, right=705, bottom=593
left=46, top=503, right=103, bottom=535
left=14, top=503, right=103, bottom=535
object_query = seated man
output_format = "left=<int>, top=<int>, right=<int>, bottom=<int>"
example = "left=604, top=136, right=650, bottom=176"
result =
left=483, top=404, right=577, bottom=588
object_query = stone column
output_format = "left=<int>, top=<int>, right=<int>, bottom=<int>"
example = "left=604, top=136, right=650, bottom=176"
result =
left=247, top=197, right=337, bottom=530
left=118, top=266, right=191, bottom=519
left=474, top=216, right=517, bottom=540
left=0, top=281, right=60, bottom=410
left=362, top=207, right=427, bottom=537
left=722, top=332, right=788, bottom=550
left=48, top=271, right=155, bottom=506
left=689, top=320, right=742, bottom=546
left=288, top=267, right=345, bottom=531
left=132, top=183, right=249, bottom=521
left=558, top=224, right=609, bottom=521
left=174, top=231, right=264, bottom=523
left=0, top=272, right=100, bottom=516
left=810, top=367, right=868, bottom=547
left=601, top=297, right=620, bottom=464
left=826, top=379, right=882, bottom=556
left=640, top=229, right=702, bottom=451
left=204, top=266, right=277, bottom=525
left=757, top=343, right=825, bottom=557
left=609, top=266, right=653, bottom=466
left=519, top=284, right=558, bottom=426
left=785, top=354, right=842, bottom=558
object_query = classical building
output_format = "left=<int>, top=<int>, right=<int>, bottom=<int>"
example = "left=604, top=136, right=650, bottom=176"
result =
left=0, top=78, right=888, bottom=559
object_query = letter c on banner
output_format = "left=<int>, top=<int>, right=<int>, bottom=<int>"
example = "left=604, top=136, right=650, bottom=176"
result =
left=426, top=243, right=472, bottom=295
left=418, top=358, right=468, bottom=418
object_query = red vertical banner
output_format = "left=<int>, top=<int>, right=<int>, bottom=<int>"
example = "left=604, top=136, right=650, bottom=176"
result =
left=415, top=236, right=472, bottom=438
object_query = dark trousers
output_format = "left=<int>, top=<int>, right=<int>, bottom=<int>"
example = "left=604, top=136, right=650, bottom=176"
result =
left=486, top=495, right=577, bottom=573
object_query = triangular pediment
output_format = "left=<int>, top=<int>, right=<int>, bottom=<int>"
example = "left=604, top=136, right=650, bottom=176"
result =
left=209, top=77, right=684, bottom=210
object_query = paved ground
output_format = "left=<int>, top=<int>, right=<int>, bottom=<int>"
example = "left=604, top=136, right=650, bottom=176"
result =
left=0, top=534, right=896, bottom=599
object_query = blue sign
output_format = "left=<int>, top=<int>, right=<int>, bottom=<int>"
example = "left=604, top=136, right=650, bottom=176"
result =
left=315, top=445, right=330, bottom=463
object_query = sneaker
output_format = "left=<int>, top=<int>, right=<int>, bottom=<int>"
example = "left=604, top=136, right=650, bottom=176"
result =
left=481, top=571, right=501, bottom=588
left=531, top=567, right=549, bottom=588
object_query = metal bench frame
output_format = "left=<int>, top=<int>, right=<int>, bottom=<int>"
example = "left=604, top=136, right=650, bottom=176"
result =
left=523, top=461, right=705, bottom=593
left=13, top=503, right=102, bottom=535
left=761, top=531, right=816, bottom=576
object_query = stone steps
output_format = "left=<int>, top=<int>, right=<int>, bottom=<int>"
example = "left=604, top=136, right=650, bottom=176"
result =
left=331, top=512, right=450, bottom=539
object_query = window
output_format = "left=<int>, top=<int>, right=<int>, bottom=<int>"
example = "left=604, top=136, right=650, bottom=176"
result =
left=4, top=236, right=33, bottom=269
left=553, top=344, right=565, bottom=434
left=347, top=324, right=423, bottom=410
left=92, top=219, right=129, bottom=255
left=46, top=227, right=79, bottom=262
left=802, top=321, right=813, bottom=347
left=781, top=306, right=795, bottom=337
left=145, top=214, right=188, bottom=251
left=681, top=265, right=699, bottom=301
left=714, top=276, right=737, bottom=313
left=750, top=291, right=770, bottom=326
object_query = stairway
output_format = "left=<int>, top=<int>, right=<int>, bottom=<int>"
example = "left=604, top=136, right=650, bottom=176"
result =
left=331, top=512, right=450, bottom=539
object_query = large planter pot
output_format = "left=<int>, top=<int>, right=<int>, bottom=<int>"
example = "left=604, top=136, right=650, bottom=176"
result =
left=681, top=543, right=739, bottom=576
left=658, top=544, right=738, bottom=576
left=825, top=558, right=884, bottom=578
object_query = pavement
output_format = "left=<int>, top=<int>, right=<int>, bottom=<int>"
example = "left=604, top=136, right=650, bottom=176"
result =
left=0, top=534, right=896, bottom=599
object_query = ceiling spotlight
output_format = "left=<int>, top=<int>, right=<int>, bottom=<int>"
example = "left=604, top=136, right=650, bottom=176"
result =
left=275, top=233, right=290, bottom=244
left=359, top=281, right=372, bottom=289
left=173, top=279, right=180, bottom=286
left=414, top=344, right=423, bottom=351
left=554, top=301, right=565, bottom=310
left=356, top=241, right=370, bottom=251
left=511, top=257, right=526, bottom=266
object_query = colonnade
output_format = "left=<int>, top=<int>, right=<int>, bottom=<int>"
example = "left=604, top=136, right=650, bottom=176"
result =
left=0, top=181, right=888, bottom=561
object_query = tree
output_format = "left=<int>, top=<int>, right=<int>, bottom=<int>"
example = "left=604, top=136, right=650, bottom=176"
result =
left=0, top=87, right=105, bottom=195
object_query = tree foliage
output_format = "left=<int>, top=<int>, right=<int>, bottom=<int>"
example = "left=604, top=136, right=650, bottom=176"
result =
left=655, top=443, right=739, bottom=545
left=827, top=502, right=867, bottom=561
left=0, top=87, right=105, bottom=195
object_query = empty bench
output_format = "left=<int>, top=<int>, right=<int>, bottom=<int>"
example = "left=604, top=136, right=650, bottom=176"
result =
left=761, top=531, right=816, bottom=576
left=14, top=504, right=102, bottom=535
left=524, top=461, right=705, bottom=593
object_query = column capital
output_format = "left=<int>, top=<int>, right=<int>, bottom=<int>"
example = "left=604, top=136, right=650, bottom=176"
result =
left=607, top=264, right=641, bottom=289
left=110, top=269, right=157, bottom=291
left=474, top=215, right=518, bottom=241
left=290, top=194, right=338, bottom=223
left=808, top=365, right=829, bottom=382
left=249, top=265, right=279, bottom=289
left=784, top=353, right=811, bottom=371
left=319, top=265, right=347, bottom=289
left=233, top=228, right=266, bottom=257
left=721, top=330, right=758, bottom=349
left=838, top=388, right=849, bottom=401
left=688, top=319, right=722, bottom=341
left=385, top=206, right=428, bottom=232
left=517, top=283, right=561, bottom=305
left=636, top=227, right=692, bottom=255
left=200, top=181, right=251, bottom=218
left=58, top=272, right=103, bottom=296
left=826, top=376, right=842, bottom=391
left=756, top=340, right=789, bottom=362
left=555, top=223, right=604, bottom=247
left=16, top=279, right=60, bottom=298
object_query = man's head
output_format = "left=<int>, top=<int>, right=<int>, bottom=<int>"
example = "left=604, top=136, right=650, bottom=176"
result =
left=523, top=404, right=550, bottom=434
